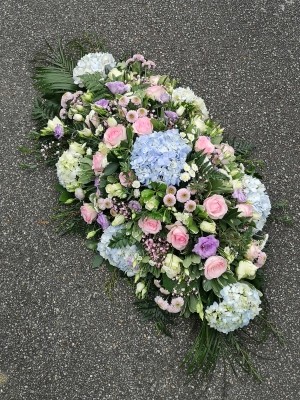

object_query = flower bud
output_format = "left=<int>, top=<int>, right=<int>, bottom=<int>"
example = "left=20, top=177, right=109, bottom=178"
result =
left=75, top=187, right=85, bottom=200
left=236, top=260, right=258, bottom=280
left=73, top=113, right=84, bottom=122
left=107, top=117, right=118, bottom=127
left=200, top=221, right=216, bottom=234
left=111, top=214, right=125, bottom=226
left=176, top=105, right=185, bottom=116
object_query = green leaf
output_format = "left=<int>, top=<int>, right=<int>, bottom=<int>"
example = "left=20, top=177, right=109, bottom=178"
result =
left=102, top=162, right=119, bottom=177
left=92, top=254, right=104, bottom=269
left=58, top=190, right=74, bottom=203
left=202, top=279, right=213, bottom=292
left=162, top=274, right=177, bottom=292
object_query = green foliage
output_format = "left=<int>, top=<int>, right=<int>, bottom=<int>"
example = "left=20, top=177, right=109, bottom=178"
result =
left=108, top=229, right=136, bottom=248
left=183, top=321, right=221, bottom=375
left=135, top=298, right=173, bottom=336
left=80, top=72, right=108, bottom=97
left=32, top=97, right=61, bottom=127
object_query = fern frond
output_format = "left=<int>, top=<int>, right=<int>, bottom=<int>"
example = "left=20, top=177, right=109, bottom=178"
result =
left=32, top=97, right=60, bottom=126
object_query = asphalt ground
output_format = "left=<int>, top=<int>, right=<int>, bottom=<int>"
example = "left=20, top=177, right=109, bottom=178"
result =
left=0, top=0, right=299, bottom=399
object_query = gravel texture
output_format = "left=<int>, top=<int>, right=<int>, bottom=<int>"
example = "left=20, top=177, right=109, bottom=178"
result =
left=0, top=0, right=299, bottom=399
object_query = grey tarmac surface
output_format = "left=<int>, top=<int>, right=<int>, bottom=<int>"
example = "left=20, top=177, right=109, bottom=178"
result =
left=0, top=0, right=299, bottom=399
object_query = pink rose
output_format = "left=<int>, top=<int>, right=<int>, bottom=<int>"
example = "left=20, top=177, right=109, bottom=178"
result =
left=138, top=217, right=162, bottom=235
left=92, top=152, right=107, bottom=175
left=132, top=117, right=153, bottom=136
left=80, top=203, right=97, bottom=224
left=103, top=124, right=127, bottom=148
left=167, top=225, right=189, bottom=251
left=203, top=195, right=228, bottom=219
left=204, top=256, right=228, bottom=280
left=236, top=203, right=253, bottom=218
left=194, top=136, right=215, bottom=154
left=146, top=85, right=170, bottom=103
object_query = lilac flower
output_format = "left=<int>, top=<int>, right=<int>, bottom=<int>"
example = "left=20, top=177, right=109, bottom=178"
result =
left=165, top=111, right=178, bottom=121
left=97, top=213, right=110, bottom=230
left=232, top=189, right=247, bottom=203
left=105, top=81, right=130, bottom=95
left=193, top=235, right=219, bottom=259
left=128, top=200, right=142, bottom=212
left=54, top=125, right=64, bottom=139
left=94, top=99, right=109, bottom=108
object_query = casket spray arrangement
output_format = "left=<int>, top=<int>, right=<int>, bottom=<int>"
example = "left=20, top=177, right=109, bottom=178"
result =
left=24, top=37, right=282, bottom=380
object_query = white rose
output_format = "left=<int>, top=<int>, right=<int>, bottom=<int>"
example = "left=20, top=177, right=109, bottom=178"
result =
left=236, top=260, right=258, bottom=280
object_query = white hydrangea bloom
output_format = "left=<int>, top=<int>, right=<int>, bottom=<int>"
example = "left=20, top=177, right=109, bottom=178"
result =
left=242, top=175, right=271, bottom=232
left=172, top=86, right=209, bottom=119
left=73, top=52, right=116, bottom=87
left=56, top=146, right=84, bottom=191
left=205, top=283, right=262, bottom=334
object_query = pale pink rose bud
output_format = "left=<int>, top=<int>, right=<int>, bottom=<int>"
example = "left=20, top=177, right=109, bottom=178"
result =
left=75, top=187, right=85, bottom=200
left=176, top=188, right=191, bottom=203
left=167, top=225, right=189, bottom=250
left=103, top=124, right=127, bottom=148
left=132, top=117, right=153, bottom=135
left=119, top=171, right=134, bottom=187
left=194, top=136, right=215, bottom=154
left=80, top=203, right=97, bottom=224
left=204, top=256, right=228, bottom=280
left=245, top=243, right=261, bottom=261
left=146, top=85, right=170, bottom=103
left=256, top=251, right=267, bottom=268
left=203, top=194, right=228, bottom=219
left=92, top=152, right=107, bottom=175
left=149, top=75, right=161, bottom=85
left=138, top=217, right=162, bottom=235
left=236, top=203, right=253, bottom=218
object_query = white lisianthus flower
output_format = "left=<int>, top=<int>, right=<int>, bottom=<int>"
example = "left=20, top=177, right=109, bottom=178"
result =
left=73, top=52, right=116, bottom=87
left=192, top=116, right=207, bottom=133
left=172, top=87, right=209, bottom=120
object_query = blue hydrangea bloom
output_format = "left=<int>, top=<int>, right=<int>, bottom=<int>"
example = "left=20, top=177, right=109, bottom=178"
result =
left=130, top=129, right=191, bottom=186
left=205, top=283, right=262, bottom=334
left=97, top=225, right=140, bottom=277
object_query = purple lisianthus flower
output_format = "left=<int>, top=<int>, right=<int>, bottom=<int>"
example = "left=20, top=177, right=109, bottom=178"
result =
left=164, top=110, right=178, bottom=121
left=232, top=189, right=247, bottom=203
left=94, top=99, right=109, bottom=108
left=193, top=235, right=219, bottom=259
left=97, top=213, right=110, bottom=230
left=128, top=200, right=142, bottom=212
left=105, top=81, right=130, bottom=95
left=54, top=125, right=64, bottom=139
